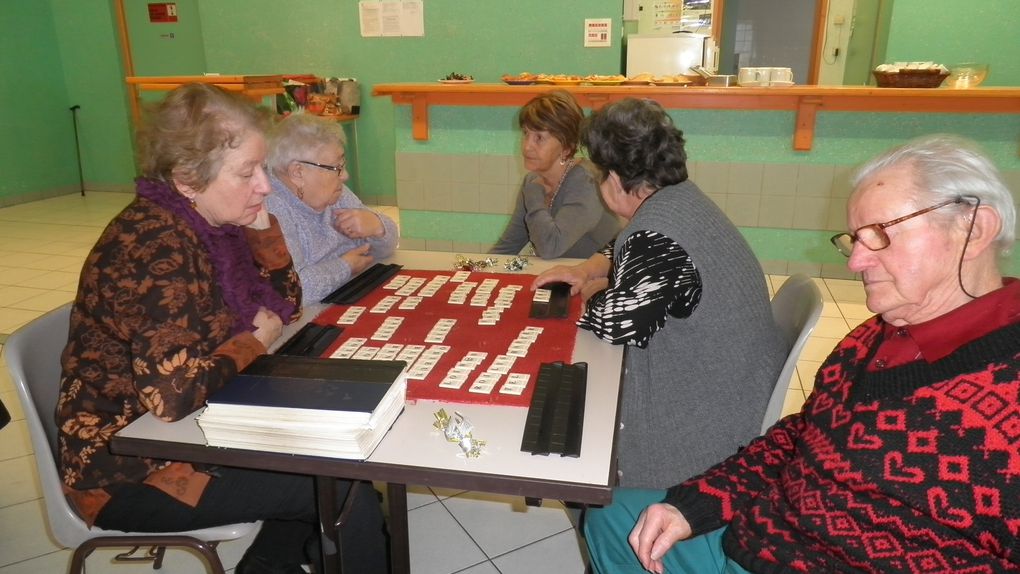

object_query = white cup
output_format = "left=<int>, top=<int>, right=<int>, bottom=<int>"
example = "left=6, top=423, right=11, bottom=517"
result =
left=769, top=67, right=793, bottom=84
left=737, top=67, right=769, bottom=86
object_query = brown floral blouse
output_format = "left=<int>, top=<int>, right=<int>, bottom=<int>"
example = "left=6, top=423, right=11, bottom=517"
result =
left=56, top=196, right=301, bottom=523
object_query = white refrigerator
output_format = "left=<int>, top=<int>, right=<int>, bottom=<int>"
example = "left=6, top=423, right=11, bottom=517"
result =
left=626, top=33, right=715, bottom=77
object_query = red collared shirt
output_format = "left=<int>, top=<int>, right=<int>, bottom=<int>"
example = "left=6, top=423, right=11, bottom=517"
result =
left=868, top=278, right=1020, bottom=371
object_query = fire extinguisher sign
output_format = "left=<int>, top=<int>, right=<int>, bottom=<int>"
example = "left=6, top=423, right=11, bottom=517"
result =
left=148, top=3, right=178, bottom=23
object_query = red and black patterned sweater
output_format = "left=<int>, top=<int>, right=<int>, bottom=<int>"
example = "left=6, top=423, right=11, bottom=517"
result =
left=667, top=316, right=1020, bottom=573
left=56, top=196, right=301, bottom=523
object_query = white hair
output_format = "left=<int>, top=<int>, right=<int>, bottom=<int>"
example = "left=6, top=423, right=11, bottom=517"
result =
left=853, top=134, right=1016, bottom=255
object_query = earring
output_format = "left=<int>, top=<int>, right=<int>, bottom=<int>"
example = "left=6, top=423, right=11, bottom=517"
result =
left=559, top=157, right=567, bottom=166
left=296, top=185, right=304, bottom=200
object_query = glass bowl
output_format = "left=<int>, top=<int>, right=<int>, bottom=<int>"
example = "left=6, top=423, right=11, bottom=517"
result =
left=946, top=63, right=989, bottom=88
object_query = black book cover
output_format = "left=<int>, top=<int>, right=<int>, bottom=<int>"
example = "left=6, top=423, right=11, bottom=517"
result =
left=209, top=355, right=406, bottom=414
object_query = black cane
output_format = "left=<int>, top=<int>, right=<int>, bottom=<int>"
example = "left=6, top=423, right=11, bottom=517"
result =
left=70, top=105, right=85, bottom=196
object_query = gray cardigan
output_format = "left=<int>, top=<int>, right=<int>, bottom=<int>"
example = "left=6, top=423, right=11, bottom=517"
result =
left=490, top=163, right=620, bottom=259
left=610, top=181, right=786, bottom=488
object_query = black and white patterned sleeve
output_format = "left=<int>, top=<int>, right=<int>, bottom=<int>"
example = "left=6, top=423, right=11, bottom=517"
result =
left=578, top=230, right=701, bottom=348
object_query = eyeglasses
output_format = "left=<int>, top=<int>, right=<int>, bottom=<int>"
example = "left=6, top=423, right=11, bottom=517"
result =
left=830, top=197, right=967, bottom=257
left=296, top=159, right=346, bottom=176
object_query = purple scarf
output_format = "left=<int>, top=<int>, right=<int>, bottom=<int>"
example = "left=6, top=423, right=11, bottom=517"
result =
left=136, top=178, right=296, bottom=335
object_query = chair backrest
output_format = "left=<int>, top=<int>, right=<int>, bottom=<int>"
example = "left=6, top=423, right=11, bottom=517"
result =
left=761, top=275, right=823, bottom=434
left=4, top=303, right=92, bottom=547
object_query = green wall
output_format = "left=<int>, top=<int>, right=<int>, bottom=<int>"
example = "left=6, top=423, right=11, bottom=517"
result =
left=887, top=0, right=1020, bottom=86
left=2, top=0, right=1018, bottom=214
left=198, top=0, right=621, bottom=204
left=0, top=1, right=77, bottom=203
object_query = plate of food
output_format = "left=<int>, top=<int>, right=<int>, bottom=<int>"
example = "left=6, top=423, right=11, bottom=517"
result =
left=550, top=74, right=583, bottom=85
left=502, top=73, right=538, bottom=85
left=583, top=75, right=626, bottom=86
left=624, top=74, right=654, bottom=85
left=439, top=73, right=474, bottom=84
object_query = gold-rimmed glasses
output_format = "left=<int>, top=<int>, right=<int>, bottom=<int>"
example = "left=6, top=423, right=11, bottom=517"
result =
left=829, top=197, right=967, bottom=257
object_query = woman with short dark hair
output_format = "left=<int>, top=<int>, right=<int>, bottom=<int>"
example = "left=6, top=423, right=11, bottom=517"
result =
left=490, top=90, right=620, bottom=259
left=534, top=98, right=785, bottom=489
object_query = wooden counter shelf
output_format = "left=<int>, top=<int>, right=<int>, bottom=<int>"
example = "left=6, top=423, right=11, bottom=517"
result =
left=372, top=83, right=1020, bottom=151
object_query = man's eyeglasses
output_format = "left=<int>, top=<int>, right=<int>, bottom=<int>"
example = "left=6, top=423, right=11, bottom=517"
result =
left=297, top=159, right=346, bottom=176
left=830, top=197, right=970, bottom=257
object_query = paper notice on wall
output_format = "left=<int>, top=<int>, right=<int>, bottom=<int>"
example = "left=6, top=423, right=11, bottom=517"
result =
left=359, top=2, right=382, bottom=37
left=359, top=0, right=424, bottom=38
left=401, top=0, right=424, bottom=37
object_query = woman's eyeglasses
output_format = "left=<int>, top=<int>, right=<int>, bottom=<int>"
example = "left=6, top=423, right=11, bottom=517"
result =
left=297, top=159, right=346, bottom=176
left=830, top=197, right=969, bottom=257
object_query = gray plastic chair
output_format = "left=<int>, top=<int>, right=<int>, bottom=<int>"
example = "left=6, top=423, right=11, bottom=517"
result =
left=4, top=303, right=258, bottom=574
left=760, top=274, right=824, bottom=434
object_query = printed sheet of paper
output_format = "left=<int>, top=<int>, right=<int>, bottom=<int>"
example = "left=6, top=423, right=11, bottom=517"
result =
left=359, top=0, right=424, bottom=37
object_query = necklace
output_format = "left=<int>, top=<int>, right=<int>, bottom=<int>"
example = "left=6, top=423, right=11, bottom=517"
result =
left=545, top=159, right=575, bottom=209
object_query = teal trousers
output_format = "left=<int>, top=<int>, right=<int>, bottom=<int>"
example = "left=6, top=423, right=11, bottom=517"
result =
left=584, top=488, right=753, bottom=574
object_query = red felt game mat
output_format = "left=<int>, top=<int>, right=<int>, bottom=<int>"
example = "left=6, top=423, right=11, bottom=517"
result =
left=312, top=270, right=582, bottom=407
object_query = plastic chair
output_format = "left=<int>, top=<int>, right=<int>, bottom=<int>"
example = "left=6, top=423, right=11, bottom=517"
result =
left=760, top=274, right=824, bottom=434
left=4, top=304, right=259, bottom=574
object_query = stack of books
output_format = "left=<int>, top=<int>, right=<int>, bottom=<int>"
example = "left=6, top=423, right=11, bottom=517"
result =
left=197, top=355, right=407, bottom=460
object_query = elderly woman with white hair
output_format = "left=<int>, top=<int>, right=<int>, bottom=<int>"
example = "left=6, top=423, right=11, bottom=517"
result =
left=583, top=134, right=1020, bottom=574
left=265, top=113, right=398, bottom=305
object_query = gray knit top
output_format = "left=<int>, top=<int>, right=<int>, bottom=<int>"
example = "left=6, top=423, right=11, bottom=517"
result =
left=581, top=180, right=786, bottom=488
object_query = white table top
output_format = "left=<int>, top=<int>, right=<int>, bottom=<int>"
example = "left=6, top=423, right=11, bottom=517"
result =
left=114, top=250, right=622, bottom=495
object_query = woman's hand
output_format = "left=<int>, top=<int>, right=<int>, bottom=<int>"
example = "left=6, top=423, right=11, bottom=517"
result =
left=580, top=277, right=609, bottom=303
left=531, top=264, right=590, bottom=295
left=251, top=306, right=283, bottom=349
left=334, top=208, right=384, bottom=239
left=341, top=244, right=374, bottom=275
left=628, top=503, right=692, bottom=574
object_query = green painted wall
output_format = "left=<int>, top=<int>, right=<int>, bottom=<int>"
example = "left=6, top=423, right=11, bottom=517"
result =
left=0, top=1, right=77, bottom=203
left=887, top=0, right=1020, bottom=86
left=51, top=0, right=136, bottom=192
left=124, top=0, right=207, bottom=76
left=2, top=0, right=1018, bottom=214
left=197, top=0, right=621, bottom=204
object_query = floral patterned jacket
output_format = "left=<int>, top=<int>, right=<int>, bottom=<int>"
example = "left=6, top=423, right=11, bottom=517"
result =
left=56, top=196, right=301, bottom=523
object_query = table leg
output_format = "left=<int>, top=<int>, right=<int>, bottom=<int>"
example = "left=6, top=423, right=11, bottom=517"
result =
left=387, top=483, right=410, bottom=574
left=315, top=475, right=343, bottom=573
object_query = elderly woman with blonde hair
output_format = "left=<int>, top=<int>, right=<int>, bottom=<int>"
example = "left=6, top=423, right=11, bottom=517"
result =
left=265, top=113, right=398, bottom=305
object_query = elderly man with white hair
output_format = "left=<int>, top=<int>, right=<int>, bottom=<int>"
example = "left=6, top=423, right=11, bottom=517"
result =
left=583, top=134, right=1020, bottom=574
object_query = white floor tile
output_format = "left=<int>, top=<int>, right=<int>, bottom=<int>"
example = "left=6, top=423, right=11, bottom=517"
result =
left=7, top=291, right=74, bottom=313
left=0, top=550, right=70, bottom=574
left=0, top=455, right=41, bottom=508
left=440, top=492, right=573, bottom=558
left=799, top=336, right=842, bottom=363
left=408, top=498, right=488, bottom=574
left=0, top=420, right=32, bottom=461
left=0, top=389, right=22, bottom=421
left=811, top=316, right=852, bottom=339
left=0, top=499, right=63, bottom=567
left=451, top=560, right=500, bottom=574
left=838, top=302, right=873, bottom=322
left=781, top=387, right=807, bottom=418
left=490, top=528, right=587, bottom=574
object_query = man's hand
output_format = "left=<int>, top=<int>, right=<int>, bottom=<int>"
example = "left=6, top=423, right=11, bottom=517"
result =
left=628, top=503, right=692, bottom=574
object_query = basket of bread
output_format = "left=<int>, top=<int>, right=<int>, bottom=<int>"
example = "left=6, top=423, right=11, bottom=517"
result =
left=872, top=62, right=950, bottom=88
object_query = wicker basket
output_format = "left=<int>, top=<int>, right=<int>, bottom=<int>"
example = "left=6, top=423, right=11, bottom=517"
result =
left=873, top=69, right=949, bottom=88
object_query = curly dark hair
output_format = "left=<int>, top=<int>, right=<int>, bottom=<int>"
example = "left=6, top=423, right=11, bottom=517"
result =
left=136, top=83, right=271, bottom=192
left=517, top=90, right=584, bottom=157
left=581, top=98, right=688, bottom=193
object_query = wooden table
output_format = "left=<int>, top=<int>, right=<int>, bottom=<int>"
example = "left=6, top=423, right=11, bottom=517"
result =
left=111, top=250, right=623, bottom=574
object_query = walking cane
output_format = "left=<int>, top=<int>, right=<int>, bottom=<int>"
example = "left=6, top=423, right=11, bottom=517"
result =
left=70, top=105, right=85, bottom=196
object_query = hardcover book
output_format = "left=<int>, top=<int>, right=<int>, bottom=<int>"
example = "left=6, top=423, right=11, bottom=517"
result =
left=197, top=355, right=407, bottom=459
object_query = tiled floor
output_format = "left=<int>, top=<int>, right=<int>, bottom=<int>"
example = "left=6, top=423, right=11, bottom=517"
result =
left=0, top=192, right=867, bottom=573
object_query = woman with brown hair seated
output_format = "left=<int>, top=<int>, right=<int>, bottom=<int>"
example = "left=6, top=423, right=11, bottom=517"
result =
left=56, top=84, right=389, bottom=573
left=490, top=89, right=620, bottom=259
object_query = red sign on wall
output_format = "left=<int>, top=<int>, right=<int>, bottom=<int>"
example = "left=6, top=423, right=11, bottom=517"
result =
left=148, top=3, right=178, bottom=23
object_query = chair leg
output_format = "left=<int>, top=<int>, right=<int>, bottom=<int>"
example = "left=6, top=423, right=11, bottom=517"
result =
left=69, top=537, right=226, bottom=574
